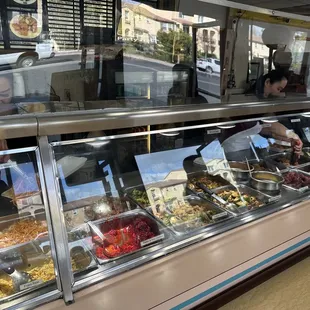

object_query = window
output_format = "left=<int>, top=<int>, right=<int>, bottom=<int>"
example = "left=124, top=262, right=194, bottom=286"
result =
left=179, top=12, right=183, bottom=18
left=125, top=10, right=129, bottom=20
left=203, top=29, right=208, bottom=42
left=183, top=25, right=189, bottom=34
left=198, top=16, right=204, bottom=23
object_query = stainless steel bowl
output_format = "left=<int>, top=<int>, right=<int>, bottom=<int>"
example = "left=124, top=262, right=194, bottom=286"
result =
left=250, top=171, right=284, bottom=192
left=229, top=161, right=254, bottom=181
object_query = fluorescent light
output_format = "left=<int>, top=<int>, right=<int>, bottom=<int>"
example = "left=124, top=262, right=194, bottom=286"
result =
left=262, top=119, right=278, bottom=123
left=86, top=141, right=110, bottom=148
left=217, top=124, right=236, bottom=129
left=160, top=131, right=180, bottom=137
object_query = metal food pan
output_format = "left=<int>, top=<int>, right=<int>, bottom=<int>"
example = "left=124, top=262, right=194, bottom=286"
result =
left=146, top=195, right=231, bottom=235
left=0, top=252, right=56, bottom=304
left=90, top=209, right=169, bottom=264
left=122, top=185, right=150, bottom=209
left=0, top=212, right=48, bottom=254
left=187, top=171, right=230, bottom=193
left=248, top=159, right=275, bottom=172
left=266, top=152, right=310, bottom=169
left=211, top=184, right=277, bottom=215
left=297, top=165, right=310, bottom=173
left=282, top=169, right=310, bottom=193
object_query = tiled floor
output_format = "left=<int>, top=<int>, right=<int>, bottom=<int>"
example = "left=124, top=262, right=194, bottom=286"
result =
left=219, top=257, right=310, bottom=310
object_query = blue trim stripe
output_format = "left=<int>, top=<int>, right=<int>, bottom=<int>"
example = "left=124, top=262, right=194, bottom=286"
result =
left=171, top=237, right=310, bottom=310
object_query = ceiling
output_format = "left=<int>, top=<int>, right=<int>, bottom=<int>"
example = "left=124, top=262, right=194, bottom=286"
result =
left=233, top=0, right=310, bottom=14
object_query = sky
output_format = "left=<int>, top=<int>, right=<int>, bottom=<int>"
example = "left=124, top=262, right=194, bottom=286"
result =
left=135, top=145, right=200, bottom=185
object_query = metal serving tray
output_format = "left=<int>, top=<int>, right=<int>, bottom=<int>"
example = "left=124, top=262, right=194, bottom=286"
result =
left=187, top=171, right=230, bottom=193
left=266, top=152, right=310, bottom=169
left=282, top=169, right=310, bottom=193
left=123, top=185, right=150, bottom=209
left=0, top=251, right=56, bottom=304
left=0, top=212, right=48, bottom=254
left=146, top=195, right=231, bottom=235
left=89, top=209, right=169, bottom=264
left=211, top=184, right=278, bottom=215
left=297, top=164, right=310, bottom=173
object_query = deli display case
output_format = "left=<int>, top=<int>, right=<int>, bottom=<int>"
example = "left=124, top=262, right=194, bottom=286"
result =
left=2, top=102, right=310, bottom=309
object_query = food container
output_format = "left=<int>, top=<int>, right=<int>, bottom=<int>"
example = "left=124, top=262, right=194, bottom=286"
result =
left=0, top=253, right=57, bottom=303
left=187, top=171, right=229, bottom=193
left=0, top=211, right=48, bottom=252
left=250, top=171, right=284, bottom=192
left=296, top=164, right=310, bottom=174
left=212, top=185, right=277, bottom=215
left=89, top=210, right=168, bottom=264
left=266, top=152, right=310, bottom=169
left=123, top=185, right=150, bottom=209
left=229, top=162, right=254, bottom=182
left=282, top=169, right=310, bottom=193
left=146, top=195, right=230, bottom=235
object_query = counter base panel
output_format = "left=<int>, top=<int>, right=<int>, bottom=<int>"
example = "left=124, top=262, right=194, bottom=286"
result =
left=37, top=201, right=310, bottom=310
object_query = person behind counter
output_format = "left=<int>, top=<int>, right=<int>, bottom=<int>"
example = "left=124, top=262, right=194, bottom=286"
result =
left=221, top=121, right=302, bottom=161
left=247, top=70, right=288, bottom=99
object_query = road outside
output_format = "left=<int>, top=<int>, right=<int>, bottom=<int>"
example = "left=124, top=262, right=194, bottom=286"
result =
left=8, top=51, right=220, bottom=104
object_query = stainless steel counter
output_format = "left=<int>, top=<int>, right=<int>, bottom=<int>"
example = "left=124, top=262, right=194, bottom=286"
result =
left=0, top=100, right=310, bottom=139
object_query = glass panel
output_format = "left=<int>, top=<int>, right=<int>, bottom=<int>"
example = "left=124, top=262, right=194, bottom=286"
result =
left=50, top=111, right=310, bottom=280
left=0, top=148, right=57, bottom=305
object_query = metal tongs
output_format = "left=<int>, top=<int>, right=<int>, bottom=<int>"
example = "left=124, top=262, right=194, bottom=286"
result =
left=87, top=221, right=118, bottom=259
left=196, top=182, right=242, bottom=214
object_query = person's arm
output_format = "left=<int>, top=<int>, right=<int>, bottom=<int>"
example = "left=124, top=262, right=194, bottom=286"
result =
left=261, top=122, right=302, bottom=154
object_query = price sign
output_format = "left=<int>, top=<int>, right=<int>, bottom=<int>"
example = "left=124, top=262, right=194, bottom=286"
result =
left=141, top=234, right=164, bottom=247
left=212, top=212, right=228, bottom=220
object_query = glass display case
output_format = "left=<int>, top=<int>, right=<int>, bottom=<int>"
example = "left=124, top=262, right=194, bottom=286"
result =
left=1, top=103, right=310, bottom=308
left=27, top=107, right=310, bottom=295
left=0, top=147, right=60, bottom=308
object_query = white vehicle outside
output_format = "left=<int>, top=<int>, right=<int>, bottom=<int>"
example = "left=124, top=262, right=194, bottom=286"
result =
left=196, top=58, right=220, bottom=73
left=0, top=41, right=55, bottom=68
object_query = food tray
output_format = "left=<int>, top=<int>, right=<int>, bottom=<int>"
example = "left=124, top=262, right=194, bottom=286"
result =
left=282, top=169, right=310, bottom=193
left=0, top=212, right=48, bottom=253
left=146, top=195, right=230, bottom=235
left=0, top=252, right=56, bottom=304
left=123, top=185, right=150, bottom=209
left=187, top=171, right=230, bottom=193
left=89, top=209, right=169, bottom=264
left=266, top=152, right=310, bottom=169
left=296, top=165, right=310, bottom=173
left=211, top=184, right=277, bottom=215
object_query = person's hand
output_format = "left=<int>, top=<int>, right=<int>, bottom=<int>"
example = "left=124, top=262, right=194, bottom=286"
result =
left=286, top=130, right=303, bottom=155
left=0, top=140, right=9, bottom=163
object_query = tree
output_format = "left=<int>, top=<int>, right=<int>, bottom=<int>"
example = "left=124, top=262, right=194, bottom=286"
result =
left=156, top=30, right=192, bottom=63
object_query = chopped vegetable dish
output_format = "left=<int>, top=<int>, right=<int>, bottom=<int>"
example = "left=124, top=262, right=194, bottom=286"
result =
left=214, top=190, right=263, bottom=209
left=94, top=217, right=157, bottom=260
left=131, top=189, right=149, bottom=208
left=188, top=175, right=227, bottom=192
